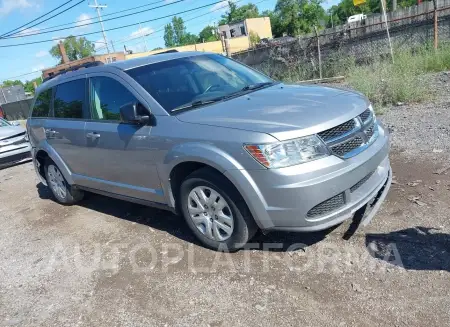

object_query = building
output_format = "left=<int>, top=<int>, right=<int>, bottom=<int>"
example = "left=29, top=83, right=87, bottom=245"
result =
left=125, top=17, right=273, bottom=60
left=0, top=85, right=26, bottom=105
left=42, top=41, right=125, bottom=79
left=218, top=17, right=272, bottom=40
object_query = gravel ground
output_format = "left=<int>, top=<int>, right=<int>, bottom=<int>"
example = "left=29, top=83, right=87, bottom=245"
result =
left=0, top=75, right=449, bottom=326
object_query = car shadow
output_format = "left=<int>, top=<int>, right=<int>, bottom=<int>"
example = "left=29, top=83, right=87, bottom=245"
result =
left=37, top=182, right=338, bottom=252
left=365, top=226, right=450, bottom=272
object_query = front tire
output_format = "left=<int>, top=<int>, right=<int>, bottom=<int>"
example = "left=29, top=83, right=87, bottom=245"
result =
left=44, top=159, right=83, bottom=205
left=179, top=167, right=257, bottom=251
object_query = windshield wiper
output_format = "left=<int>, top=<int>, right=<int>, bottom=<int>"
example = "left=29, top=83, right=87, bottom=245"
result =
left=240, top=82, right=274, bottom=92
left=172, top=99, right=219, bottom=113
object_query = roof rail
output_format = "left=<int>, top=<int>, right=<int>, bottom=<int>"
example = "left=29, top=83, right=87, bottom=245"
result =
left=151, top=49, right=179, bottom=55
left=43, top=61, right=104, bottom=82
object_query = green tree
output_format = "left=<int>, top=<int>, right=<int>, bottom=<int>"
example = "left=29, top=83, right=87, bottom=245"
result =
left=164, top=16, right=198, bottom=46
left=219, top=2, right=260, bottom=25
left=198, top=25, right=219, bottom=42
left=172, top=16, right=185, bottom=45
left=23, top=77, right=42, bottom=93
left=1, top=80, right=23, bottom=88
left=274, top=0, right=326, bottom=35
left=49, top=36, right=95, bottom=63
left=164, top=23, right=175, bottom=47
left=249, top=30, right=261, bottom=47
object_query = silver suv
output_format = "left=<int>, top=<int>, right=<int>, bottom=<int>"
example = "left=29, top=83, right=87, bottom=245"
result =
left=27, top=52, right=391, bottom=251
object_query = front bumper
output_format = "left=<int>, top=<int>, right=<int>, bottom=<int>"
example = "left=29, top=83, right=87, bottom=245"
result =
left=225, top=123, right=391, bottom=231
left=0, top=143, right=31, bottom=167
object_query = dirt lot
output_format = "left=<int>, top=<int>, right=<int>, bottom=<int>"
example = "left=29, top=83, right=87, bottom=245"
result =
left=1, top=83, right=450, bottom=326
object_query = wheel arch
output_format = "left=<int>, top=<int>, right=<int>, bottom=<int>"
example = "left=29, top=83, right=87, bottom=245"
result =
left=160, top=142, right=246, bottom=213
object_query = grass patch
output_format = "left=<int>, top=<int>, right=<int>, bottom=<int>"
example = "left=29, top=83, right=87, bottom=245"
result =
left=346, top=44, right=450, bottom=107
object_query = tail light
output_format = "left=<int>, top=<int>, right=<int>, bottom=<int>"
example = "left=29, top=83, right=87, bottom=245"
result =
left=0, top=106, right=4, bottom=118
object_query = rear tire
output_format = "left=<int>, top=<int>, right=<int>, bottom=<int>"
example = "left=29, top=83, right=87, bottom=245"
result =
left=179, top=167, right=257, bottom=251
left=44, top=159, right=83, bottom=205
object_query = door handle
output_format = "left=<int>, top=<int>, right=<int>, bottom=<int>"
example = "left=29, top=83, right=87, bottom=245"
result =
left=45, top=129, right=58, bottom=137
left=86, top=132, right=101, bottom=139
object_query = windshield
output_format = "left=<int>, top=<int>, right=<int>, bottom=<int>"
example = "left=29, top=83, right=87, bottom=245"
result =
left=0, top=118, right=10, bottom=127
left=125, top=54, right=274, bottom=113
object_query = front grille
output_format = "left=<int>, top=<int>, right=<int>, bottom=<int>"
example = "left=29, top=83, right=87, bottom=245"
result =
left=317, top=107, right=378, bottom=158
left=329, top=136, right=364, bottom=157
left=0, top=132, right=25, bottom=141
left=359, top=109, right=372, bottom=123
left=364, top=123, right=375, bottom=140
left=318, top=119, right=356, bottom=142
left=307, top=193, right=345, bottom=218
left=350, top=171, right=375, bottom=192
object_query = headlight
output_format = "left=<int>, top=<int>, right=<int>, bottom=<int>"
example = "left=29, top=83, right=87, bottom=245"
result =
left=244, top=135, right=329, bottom=168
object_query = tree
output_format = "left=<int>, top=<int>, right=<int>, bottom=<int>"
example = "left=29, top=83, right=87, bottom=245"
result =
left=1, top=80, right=23, bottom=88
left=152, top=47, right=163, bottom=51
left=23, top=77, right=42, bottom=93
left=249, top=30, right=261, bottom=47
left=219, top=2, right=260, bottom=25
left=164, top=23, right=175, bottom=47
left=274, top=0, right=326, bottom=35
left=50, top=36, right=95, bottom=63
left=198, top=25, right=219, bottom=42
left=172, top=16, right=185, bottom=45
left=164, top=16, right=198, bottom=47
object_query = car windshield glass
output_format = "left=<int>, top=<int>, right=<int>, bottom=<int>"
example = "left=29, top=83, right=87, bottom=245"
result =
left=125, top=54, right=274, bottom=113
left=0, top=118, right=10, bottom=127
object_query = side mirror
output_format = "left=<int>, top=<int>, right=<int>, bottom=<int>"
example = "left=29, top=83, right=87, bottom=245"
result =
left=119, top=102, right=155, bottom=126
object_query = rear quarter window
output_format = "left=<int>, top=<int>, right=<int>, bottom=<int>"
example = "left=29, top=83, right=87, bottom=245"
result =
left=31, top=89, right=52, bottom=118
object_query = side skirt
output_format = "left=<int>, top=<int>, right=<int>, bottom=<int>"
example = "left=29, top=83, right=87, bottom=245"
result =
left=75, top=186, right=177, bottom=214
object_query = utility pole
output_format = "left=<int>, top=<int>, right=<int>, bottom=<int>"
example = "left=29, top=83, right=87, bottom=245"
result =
left=433, top=0, right=438, bottom=49
left=89, top=0, right=111, bottom=60
left=380, top=0, right=394, bottom=63
left=139, top=22, right=148, bottom=52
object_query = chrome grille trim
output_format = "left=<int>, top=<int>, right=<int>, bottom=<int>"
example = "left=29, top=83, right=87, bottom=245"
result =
left=330, top=136, right=364, bottom=157
left=307, top=193, right=345, bottom=218
left=317, top=119, right=358, bottom=143
left=359, top=108, right=372, bottom=123
left=317, top=108, right=378, bottom=158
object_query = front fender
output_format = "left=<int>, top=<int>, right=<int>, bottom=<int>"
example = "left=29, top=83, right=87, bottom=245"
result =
left=158, top=142, right=246, bottom=207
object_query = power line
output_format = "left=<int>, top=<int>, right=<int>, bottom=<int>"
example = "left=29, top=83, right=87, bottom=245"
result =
left=18, top=0, right=167, bottom=35
left=1, top=70, right=42, bottom=82
left=1, top=0, right=189, bottom=40
left=1, top=0, right=85, bottom=39
left=0, top=0, right=75, bottom=38
left=98, top=0, right=237, bottom=51
left=0, top=1, right=224, bottom=48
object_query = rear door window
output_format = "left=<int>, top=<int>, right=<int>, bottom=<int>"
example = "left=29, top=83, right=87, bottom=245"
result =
left=31, top=89, right=52, bottom=117
left=53, top=79, right=86, bottom=119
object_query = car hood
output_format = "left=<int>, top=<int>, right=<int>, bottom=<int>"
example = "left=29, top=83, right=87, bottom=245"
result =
left=0, top=126, right=26, bottom=140
left=176, top=84, right=370, bottom=141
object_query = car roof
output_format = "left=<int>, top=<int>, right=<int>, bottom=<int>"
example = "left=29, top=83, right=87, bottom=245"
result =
left=36, top=51, right=213, bottom=93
